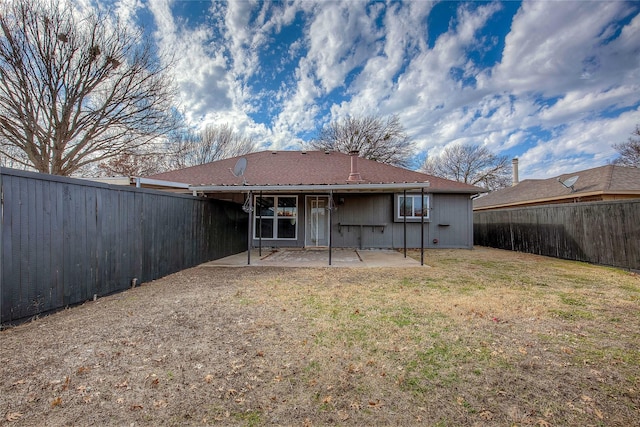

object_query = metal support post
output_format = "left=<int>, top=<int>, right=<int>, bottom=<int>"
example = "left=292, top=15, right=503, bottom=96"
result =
left=421, top=187, right=425, bottom=266
left=403, top=190, right=407, bottom=258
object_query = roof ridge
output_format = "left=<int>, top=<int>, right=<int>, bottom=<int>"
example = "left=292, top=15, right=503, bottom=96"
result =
left=605, top=164, right=615, bottom=191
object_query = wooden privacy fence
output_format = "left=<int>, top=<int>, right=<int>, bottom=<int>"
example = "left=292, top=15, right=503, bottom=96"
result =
left=1, top=168, right=247, bottom=326
left=474, top=199, right=640, bottom=271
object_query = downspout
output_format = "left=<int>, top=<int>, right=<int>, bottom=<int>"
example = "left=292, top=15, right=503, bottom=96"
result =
left=135, top=177, right=141, bottom=188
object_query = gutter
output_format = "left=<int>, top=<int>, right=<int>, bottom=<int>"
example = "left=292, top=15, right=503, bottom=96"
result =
left=190, top=182, right=431, bottom=193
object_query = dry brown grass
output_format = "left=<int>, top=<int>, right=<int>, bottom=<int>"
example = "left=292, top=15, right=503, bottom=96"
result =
left=1, top=247, right=638, bottom=426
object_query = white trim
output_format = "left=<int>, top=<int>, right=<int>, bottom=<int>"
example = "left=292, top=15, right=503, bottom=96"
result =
left=133, top=177, right=190, bottom=189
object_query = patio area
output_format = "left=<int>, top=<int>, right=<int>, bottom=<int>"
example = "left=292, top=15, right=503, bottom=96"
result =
left=202, top=248, right=426, bottom=267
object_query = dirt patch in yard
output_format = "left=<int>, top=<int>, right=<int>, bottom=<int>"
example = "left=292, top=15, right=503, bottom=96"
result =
left=1, top=247, right=639, bottom=426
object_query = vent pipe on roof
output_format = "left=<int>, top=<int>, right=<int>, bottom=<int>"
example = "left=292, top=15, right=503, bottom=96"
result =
left=512, top=158, right=519, bottom=186
left=347, top=150, right=363, bottom=182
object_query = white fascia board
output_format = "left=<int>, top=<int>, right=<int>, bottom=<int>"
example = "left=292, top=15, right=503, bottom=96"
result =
left=189, top=182, right=431, bottom=193
left=133, top=177, right=191, bottom=189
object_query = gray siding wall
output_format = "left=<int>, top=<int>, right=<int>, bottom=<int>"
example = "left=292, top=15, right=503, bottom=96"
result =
left=248, top=192, right=474, bottom=250
left=427, top=194, right=474, bottom=249
left=332, top=194, right=391, bottom=248
left=1, top=168, right=247, bottom=326
left=333, top=193, right=473, bottom=249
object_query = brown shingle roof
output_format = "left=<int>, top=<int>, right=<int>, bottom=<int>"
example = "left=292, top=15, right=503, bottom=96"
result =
left=473, top=164, right=640, bottom=210
left=149, top=150, right=481, bottom=193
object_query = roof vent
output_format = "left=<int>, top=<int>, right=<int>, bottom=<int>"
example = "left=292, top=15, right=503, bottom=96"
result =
left=347, top=150, right=363, bottom=182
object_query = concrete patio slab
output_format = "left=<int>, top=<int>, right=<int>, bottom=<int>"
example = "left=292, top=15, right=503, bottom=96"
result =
left=202, top=248, right=427, bottom=268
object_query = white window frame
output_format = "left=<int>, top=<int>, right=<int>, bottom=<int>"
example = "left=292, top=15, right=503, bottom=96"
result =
left=253, top=195, right=298, bottom=240
left=395, top=193, right=430, bottom=222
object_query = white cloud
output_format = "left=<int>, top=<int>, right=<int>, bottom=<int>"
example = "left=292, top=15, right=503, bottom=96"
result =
left=408, top=1, right=639, bottom=178
left=147, top=0, right=241, bottom=124
left=223, top=0, right=261, bottom=79
left=519, top=107, right=640, bottom=178
left=329, top=1, right=434, bottom=118
left=305, top=2, right=378, bottom=93
left=113, top=0, right=143, bottom=28
left=538, top=86, right=640, bottom=125
left=380, top=2, right=502, bottom=148
left=272, top=1, right=384, bottom=146
left=108, top=0, right=638, bottom=177
left=493, top=0, right=628, bottom=95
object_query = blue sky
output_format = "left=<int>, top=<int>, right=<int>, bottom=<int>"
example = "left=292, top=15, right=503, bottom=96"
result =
left=95, top=0, right=639, bottom=179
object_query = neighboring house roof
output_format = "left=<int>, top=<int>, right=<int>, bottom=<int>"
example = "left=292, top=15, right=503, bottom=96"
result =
left=150, top=150, right=482, bottom=193
left=473, top=164, right=640, bottom=210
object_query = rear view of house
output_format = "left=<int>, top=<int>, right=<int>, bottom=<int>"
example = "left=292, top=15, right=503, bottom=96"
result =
left=150, top=151, right=482, bottom=250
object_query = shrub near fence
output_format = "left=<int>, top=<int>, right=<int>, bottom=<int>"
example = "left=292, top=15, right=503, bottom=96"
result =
left=473, top=199, right=640, bottom=271
left=1, top=168, right=247, bottom=326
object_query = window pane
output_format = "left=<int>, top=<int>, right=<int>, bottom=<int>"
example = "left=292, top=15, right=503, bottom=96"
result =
left=256, top=218, right=273, bottom=238
left=421, top=196, right=429, bottom=217
left=277, top=218, right=296, bottom=238
left=256, top=197, right=274, bottom=217
left=414, top=196, right=422, bottom=216
left=400, top=196, right=413, bottom=217
left=277, top=197, right=297, bottom=217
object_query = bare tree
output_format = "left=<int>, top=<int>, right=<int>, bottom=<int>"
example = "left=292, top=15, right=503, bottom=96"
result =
left=94, top=149, right=169, bottom=177
left=0, top=138, right=30, bottom=169
left=613, top=125, right=640, bottom=167
left=170, top=123, right=256, bottom=169
left=0, top=0, right=177, bottom=176
left=422, top=143, right=510, bottom=190
left=310, top=115, right=414, bottom=167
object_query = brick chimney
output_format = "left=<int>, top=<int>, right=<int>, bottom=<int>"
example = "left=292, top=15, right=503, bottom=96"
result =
left=512, top=158, right=519, bottom=186
left=347, top=150, right=363, bottom=182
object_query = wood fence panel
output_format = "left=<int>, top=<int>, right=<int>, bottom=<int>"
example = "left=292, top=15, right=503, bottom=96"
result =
left=2, top=175, right=17, bottom=320
left=1, top=168, right=247, bottom=326
left=474, top=200, right=640, bottom=271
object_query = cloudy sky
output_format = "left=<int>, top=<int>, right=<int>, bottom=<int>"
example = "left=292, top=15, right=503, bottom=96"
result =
left=100, top=0, right=638, bottom=179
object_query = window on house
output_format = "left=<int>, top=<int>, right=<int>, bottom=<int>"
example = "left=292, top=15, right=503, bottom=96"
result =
left=254, top=195, right=297, bottom=239
left=395, top=194, right=430, bottom=222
